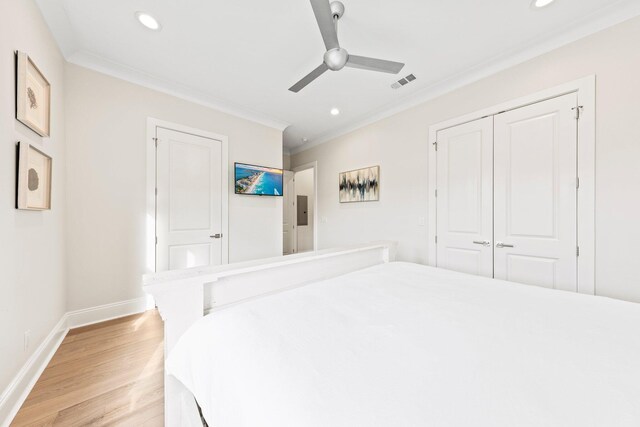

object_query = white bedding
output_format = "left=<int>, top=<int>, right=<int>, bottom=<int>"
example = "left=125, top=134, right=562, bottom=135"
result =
left=167, top=262, right=640, bottom=427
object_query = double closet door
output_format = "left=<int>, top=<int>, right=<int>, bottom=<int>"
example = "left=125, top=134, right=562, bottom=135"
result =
left=436, top=93, right=578, bottom=292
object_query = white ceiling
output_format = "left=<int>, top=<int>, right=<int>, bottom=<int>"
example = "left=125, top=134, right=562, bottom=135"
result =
left=36, top=0, right=640, bottom=152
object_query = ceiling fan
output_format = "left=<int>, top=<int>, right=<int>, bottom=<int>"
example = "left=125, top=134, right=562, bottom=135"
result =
left=289, top=0, right=405, bottom=93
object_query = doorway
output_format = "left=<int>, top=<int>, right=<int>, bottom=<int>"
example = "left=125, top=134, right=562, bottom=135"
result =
left=147, top=118, right=229, bottom=272
left=282, top=161, right=317, bottom=254
left=282, top=170, right=295, bottom=255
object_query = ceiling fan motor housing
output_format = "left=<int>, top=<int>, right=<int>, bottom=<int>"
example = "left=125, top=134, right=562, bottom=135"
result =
left=324, top=48, right=349, bottom=71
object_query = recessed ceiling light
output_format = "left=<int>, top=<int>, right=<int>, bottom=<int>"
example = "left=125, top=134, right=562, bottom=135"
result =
left=135, top=12, right=161, bottom=31
left=330, top=108, right=340, bottom=116
left=531, top=0, right=556, bottom=9
left=302, top=138, right=309, bottom=143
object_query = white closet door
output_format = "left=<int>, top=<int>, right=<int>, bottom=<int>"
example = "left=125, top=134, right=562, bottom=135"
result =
left=282, top=171, right=295, bottom=255
left=436, top=117, right=494, bottom=277
left=493, top=93, right=578, bottom=291
left=156, top=127, right=223, bottom=271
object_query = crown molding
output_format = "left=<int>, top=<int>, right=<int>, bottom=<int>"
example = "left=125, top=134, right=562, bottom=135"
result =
left=67, top=50, right=290, bottom=132
left=35, top=0, right=288, bottom=131
left=290, top=0, right=640, bottom=155
left=34, top=0, right=79, bottom=58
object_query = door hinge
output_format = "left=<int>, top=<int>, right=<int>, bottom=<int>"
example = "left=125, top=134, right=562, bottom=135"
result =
left=577, top=246, right=580, bottom=256
left=153, top=137, right=158, bottom=147
left=435, top=189, right=438, bottom=198
left=155, top=236, right=158, bottom=245
left=572, top=106, right=583, bottom=120
left=433, top=141, right=438, bottom=151
left=155, top=188, right=158, bottom=196
left=576, top=177, right=580, bottom=189
left=435, top=235, right=438, bottom=244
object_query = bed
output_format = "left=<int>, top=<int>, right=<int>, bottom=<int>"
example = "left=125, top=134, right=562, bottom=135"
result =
left=143, top=243, right=640, bottom=426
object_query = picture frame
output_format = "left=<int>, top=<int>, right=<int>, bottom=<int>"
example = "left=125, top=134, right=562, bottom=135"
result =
left=16, top=51, right=51, bottom=137
left=339, top=165, right=380, bottom=203
left=16, top=142, right=52, bottom=210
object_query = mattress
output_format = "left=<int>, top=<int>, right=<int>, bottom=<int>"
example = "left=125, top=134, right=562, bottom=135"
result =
left=166, top=262, right=640, bottom=427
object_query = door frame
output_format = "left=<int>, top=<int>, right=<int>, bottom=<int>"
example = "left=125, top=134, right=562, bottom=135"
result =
left=292, top=161, right=318, bottom=252
left=146, top=118, right=229, bottom=273
left=427, top=75, right=596, bottom=295
left=282, top=170, right=296, bottom=255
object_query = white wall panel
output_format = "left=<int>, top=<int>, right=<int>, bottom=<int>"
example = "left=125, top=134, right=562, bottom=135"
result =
left=292, top=16, right=640, bottom=302
left=0, top=0, right=67, bottom=406
left=64, top=64, right=283, bottom=311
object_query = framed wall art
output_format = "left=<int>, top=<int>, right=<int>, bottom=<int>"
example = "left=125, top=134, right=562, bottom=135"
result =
left=16, top=51, right=51, bottom=137
left=16, top=142, right=52, bottom=210
left=339, top=165, right=380, bottom=203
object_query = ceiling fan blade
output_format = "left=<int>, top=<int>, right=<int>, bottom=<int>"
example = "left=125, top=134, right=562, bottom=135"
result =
left=346, top=55, right=405, bottom=74
left=310, top=0, right=339, bottom=50
left=289, top=63, right=329, bottom=93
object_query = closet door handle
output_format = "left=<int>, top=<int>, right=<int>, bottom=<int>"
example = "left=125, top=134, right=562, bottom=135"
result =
left=210, top=233, right=223, bottom=239
left=496, top=242, right=514, bottom=248
left=473, top=240, right=491, bottom=247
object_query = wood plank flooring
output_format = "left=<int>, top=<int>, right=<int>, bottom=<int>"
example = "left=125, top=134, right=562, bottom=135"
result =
left=11, top=310, right=164, bottom=426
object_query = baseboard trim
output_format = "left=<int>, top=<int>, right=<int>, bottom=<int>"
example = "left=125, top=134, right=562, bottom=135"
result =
left=0, top=316, right=68, bottom=427
left=66, top=297, right=152, bottom=329
left=0, top=297, right=153, bottom=427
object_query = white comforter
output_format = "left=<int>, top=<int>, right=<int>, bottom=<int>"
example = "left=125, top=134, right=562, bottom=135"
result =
left=167, top=262, right=640, bottom=427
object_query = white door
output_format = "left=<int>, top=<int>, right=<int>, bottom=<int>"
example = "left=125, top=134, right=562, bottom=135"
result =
left=436, top=117, right=494, bottom=277
left=156, top=127, right=224, bottom=271
left=493, top=93, right=578, bottom=291
left=282, top=171, right=295, bottom=255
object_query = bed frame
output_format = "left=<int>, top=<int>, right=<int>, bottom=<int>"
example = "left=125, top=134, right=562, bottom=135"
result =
left=143, top=241, right=397, bottom=426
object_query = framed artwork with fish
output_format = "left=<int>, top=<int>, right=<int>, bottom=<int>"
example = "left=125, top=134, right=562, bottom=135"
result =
left=16, top=51, right=51, bottom=137
left=16, top=142, right=52, bottom=210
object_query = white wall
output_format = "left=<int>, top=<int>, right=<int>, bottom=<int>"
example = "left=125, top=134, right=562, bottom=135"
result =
left=292, top=15, right=640, bottom=303
left=294, top=168, right=314, bottom=253
left=64, top=63, right=283, bottom=311
left=0, top=0, right=67, bottom=402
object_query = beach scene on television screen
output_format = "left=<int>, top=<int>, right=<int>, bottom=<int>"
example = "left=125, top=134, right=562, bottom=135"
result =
left=236, top=164, right=283, bottom=195
left=339, top=166, right=379, bottom=203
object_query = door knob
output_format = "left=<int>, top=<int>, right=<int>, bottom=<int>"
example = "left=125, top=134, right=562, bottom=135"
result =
left=210, top=233, right=223, bottom=239
left=473, top=240, right=491, bottom=247
left=496, top=242, right=514, bottom=248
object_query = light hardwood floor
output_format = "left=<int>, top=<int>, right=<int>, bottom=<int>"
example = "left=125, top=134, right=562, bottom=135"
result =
left=11, top=310, right=164, bottom=426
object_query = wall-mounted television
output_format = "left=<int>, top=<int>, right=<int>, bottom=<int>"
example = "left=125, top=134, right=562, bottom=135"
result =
left=235, top=163, right=283, bottom=196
